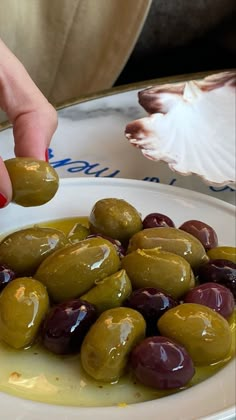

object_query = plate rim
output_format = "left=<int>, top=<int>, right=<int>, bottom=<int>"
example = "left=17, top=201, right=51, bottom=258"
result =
left=56, top=177, right=236, bottom=211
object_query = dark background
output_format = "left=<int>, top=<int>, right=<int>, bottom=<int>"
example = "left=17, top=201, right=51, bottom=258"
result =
left=115, top=0, right=236, bottom=86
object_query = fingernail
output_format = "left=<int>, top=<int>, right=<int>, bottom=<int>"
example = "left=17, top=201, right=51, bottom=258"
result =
left=45, top=149, right=49, bottom=162
left=0, top=193, right=7, bottom=208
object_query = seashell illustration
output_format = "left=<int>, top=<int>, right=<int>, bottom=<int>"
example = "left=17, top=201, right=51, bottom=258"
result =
left=125, top=71, right=236, bottom=187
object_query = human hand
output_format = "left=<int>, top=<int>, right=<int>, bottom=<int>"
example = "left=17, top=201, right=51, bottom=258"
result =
left=0, top=38, right=57, bottom=208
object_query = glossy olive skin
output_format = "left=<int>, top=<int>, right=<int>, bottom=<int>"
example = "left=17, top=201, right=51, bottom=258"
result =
left=183, top=282, right=235, bottom=318
left=81, top=269, right=132, bottom=314
left=121, top=249, right=195, bottom=299
left=41, top=299, right=97, bottom=354
left=198, top=259, right=236, bottom=299
left=0, top=227, right=68, bottom=276
left=127, top=227, right=208, bottom=271
left=124, top=287, right=178, bottom=336
left=80, top=307, right=146, bottom=382
left=179, top=220, right=218, bottom=251
left=130, top=336, right=195, bottom=389
left=5, top=158, right=59, bottom=207
left=158, top=303, right=232, bottom=365
left=0, top=265, right=16, bottom=291
left=142, top=213, right=175, bottom=229
left=35, top=237, right=121, bottom=302
left=207, top=246, right=236, bottom=263
left=89, top=198, right=143, bottom=244
left=0, top=277, right=49, bottom=349
left=87, top=233, right=126, bottom=258
left=67, top=223, right=90, bottom=244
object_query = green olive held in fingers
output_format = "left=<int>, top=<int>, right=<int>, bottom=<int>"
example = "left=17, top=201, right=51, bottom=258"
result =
left=0, top=277, right=49, bottom=349
left=127, top=227, right=208, bottom=270
left=35, top=237, right=121, bottom=303
left=89, top=198, right=143, bottom=243
left=121, top=248, right=194, bottom=299
left=81, top=269, right=132, bottom=314
left=0, top=227, right=68, bottom=276
left=158, top=303, right=232, bottom=365
left=80, top=307, right=146, bottom=382
left=5, top=157, right=59, bottom=207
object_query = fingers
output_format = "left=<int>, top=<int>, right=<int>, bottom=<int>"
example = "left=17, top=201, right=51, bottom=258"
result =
left=13, top=104, right=58, bottom=160
left=0, top=38, right=58, bottom=207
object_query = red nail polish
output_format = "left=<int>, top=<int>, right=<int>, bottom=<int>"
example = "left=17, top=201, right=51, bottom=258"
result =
left=45, top=149, right=49, bottom=162
left=0, top=193, right=7, bottom=208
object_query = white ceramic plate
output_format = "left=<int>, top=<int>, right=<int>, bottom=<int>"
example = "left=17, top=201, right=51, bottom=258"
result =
left=0, top=72, right=235, bottom=206
left=0, top=178, right=235, bottom=420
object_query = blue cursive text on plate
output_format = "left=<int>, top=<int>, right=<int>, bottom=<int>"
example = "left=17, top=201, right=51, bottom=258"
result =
left=48, top=148, right=235, bottom=192
left=48, top=148, right=120, bottom=178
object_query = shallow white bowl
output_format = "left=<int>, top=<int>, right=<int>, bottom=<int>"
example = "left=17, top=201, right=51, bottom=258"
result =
left=0, top=178, right=235, bottom=420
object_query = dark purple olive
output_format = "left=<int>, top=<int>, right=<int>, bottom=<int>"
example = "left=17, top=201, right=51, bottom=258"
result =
left=198, top=259, right=236, bottom=300
left=184, top=282, right=234, bottom=318
left=130, top=336, right=195, bottom=389
left=179, top=220, right=218, bottom=251
left=142, top=213, right=175, bottom=229
left=0, top=265, right=16, bottom=291
left=124, top=287, right=178, bottom=336
left=41, top=299, right=97, bottom=354
left=87, top=233, right=126, bottom=258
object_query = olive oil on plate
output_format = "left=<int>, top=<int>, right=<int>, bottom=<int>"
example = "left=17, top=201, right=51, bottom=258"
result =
left=0, top=217, right=235, bottom=407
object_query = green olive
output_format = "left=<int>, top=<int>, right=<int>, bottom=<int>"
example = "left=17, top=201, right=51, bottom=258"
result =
left=121, top=248, right=194, bottom=299
left=5, top=157, right=59, bottom=207
left=127, top=227, right=208, bottom=270
left=0, top=277, right=49, bottom=349
left=67, top=223, right=90, bottom=244
left=80, top=307, right=146, bottom=382
left=89, top=198, right=143, bottom=243
left=81, top=269, right=132, bottom=313
left=35, top=237, right=121, bottom=302
left=207, top=246, right=236, bottom=263
left=0, top=226, right=68, bottom=276
left=158, top=303, right=232, bottom=365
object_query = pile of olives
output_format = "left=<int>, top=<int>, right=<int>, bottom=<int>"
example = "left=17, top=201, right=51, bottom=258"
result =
left=0, top=198, right=235, bottom=393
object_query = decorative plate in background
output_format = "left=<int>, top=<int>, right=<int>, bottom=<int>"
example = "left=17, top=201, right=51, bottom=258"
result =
left=0, top=72, right=235, bottom=205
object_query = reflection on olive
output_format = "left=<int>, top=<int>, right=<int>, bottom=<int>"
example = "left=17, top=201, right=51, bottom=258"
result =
left=67, top=223, right=90, bottom=244
left=121, top=248, right=194, bottom=299
left=0, top=277, right=49, bottom=349
left=81, top=269, right=132, bottom=313
left=130, top=336, right=195, bottom=389
left=158, top=303, right=232, bottom=365
left=41, top=299, right=97, bottom=355
left=80, top=307, right=146, bottom=382
left=127, top=227, right=209, bottom=270
left=89, top=198, right=143, bottom=243
left=0, top=226, right=68, bottom=276
left=207, top=246, right=236, bottom=263
left=35, top=237, right=121, bottom=302
left=5, top=157, right=59, bottom=207
left=179, top=220, right=218, bottom=251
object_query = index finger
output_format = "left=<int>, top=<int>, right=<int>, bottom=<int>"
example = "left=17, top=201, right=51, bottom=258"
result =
left=0, top=38, right=57, bottom=159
